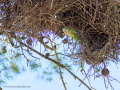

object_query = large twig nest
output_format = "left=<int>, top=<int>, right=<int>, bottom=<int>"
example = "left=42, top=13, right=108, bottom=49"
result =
left=1, top=0, right=120, bottom=67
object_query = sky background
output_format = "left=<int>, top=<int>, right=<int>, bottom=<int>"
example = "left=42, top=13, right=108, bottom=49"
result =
left=2, top=58, right=120, bottom=90
left=1, top=33, right=120, bottom=90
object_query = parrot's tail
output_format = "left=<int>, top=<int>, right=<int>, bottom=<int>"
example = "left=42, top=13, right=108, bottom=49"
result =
left=74, top=35, right=87, bottom=43
left=78, top=38, right=87, bottom=43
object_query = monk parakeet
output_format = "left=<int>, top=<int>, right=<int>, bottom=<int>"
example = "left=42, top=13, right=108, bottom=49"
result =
left=63, top=27, right=87, bottom=43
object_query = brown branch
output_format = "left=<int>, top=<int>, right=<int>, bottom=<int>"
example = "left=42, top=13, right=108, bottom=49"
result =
left=37, top=37, right=54, bottom=51
left=64, top=66, right=92, bottom=90
left=19, top=41, right=67, bottom=68
left=18, top=39, right=91, bottom=90
left=50, top=0, right=54, bottom=10
left=3, top=29, right=14, bottom=47
left=45, top=36, right=67, bottom=90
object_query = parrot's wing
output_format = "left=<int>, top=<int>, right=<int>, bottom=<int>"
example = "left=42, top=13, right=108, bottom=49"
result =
left=72, top=34, right=87, bottom=43
left=64, top=27, right=77, bottom=34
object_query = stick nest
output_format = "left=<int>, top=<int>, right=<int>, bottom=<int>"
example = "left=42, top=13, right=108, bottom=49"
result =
left=1, top=0, right=120, bottom=67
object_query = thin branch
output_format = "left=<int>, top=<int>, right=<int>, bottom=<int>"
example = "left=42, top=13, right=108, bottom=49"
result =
left=3, top=29, right=14, bottom=47
left=50, top=0, right=54, bottom=10
left=18, top=39, right=92, bottom=90
left=19, top=40, right=68, bottom=68
left=45, top=36, right=67, bottom=90
left=37, top=37, right=54, bottom=51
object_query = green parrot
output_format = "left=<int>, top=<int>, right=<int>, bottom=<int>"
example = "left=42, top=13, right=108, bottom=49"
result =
left=62, top=27, right=87, bottom=43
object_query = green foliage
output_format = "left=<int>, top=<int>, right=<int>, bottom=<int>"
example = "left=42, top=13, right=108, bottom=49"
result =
left=0, top=80, right=6, bottom=85
left=21, top=36, right=26, bottom=40
left=46, top=77, right=53, bottom=81
left=30, top=63, right=41, bottom=71
left=2, top=48, right=7, bottom=53
left=15, top=53, right=21, bottom=58
left=52, top=64, right=57, bottom=69
left=11, top=63, right=19, bottom=73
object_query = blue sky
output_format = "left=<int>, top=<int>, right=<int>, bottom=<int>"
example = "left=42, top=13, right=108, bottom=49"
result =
left=1, top=33, right=120, bottom=90
left=2, top=58, right=120, bottom=90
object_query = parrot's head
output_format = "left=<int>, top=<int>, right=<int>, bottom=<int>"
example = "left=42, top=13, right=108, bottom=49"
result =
left=62, top=27, right=70, bottom=35
left=62, top=27, right=67, bottom=33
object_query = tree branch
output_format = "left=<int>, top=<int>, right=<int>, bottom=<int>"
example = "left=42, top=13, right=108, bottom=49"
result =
left=18, top=38, right=91, bottom=90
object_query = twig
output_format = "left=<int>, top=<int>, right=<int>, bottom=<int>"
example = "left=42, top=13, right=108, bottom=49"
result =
left=3, top=29, right=14, bottom=47
left=45, top=36, right=67, bottom=90
left=50, top=0, right=54, bottom=10
left=18, top=39, right=92, bottom=90
left=19, top=41, right=69, bottom=68
left=37, top=37, right=54, bottom=51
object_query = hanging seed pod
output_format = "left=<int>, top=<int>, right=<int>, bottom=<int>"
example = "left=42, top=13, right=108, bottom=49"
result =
left=54, top=45, right=56, bottom=49
left=27, top=39, right=32, bottom=45
left=44, top=41, right=49, bottom=44
left=45, top=53, right=50, bottom=58
left=0, top=31, right=4, bottom=35
left=102, top=68, right=109, bottom=76
left=62, top=39, right=68, bottom=44
left=57, top=32, right=64, bottom=38
left=68, top=42, right=72, bottom=45
left=21, top=36, right=26, bottom=40
left=2, top=48, right=7, bottom=53
left=1, top=46, right=6, bottom=50
left=38, top=37, right=43, bottom=42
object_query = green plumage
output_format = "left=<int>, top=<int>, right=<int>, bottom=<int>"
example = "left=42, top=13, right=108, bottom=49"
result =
left=63, top=27, right=87, bottom=43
